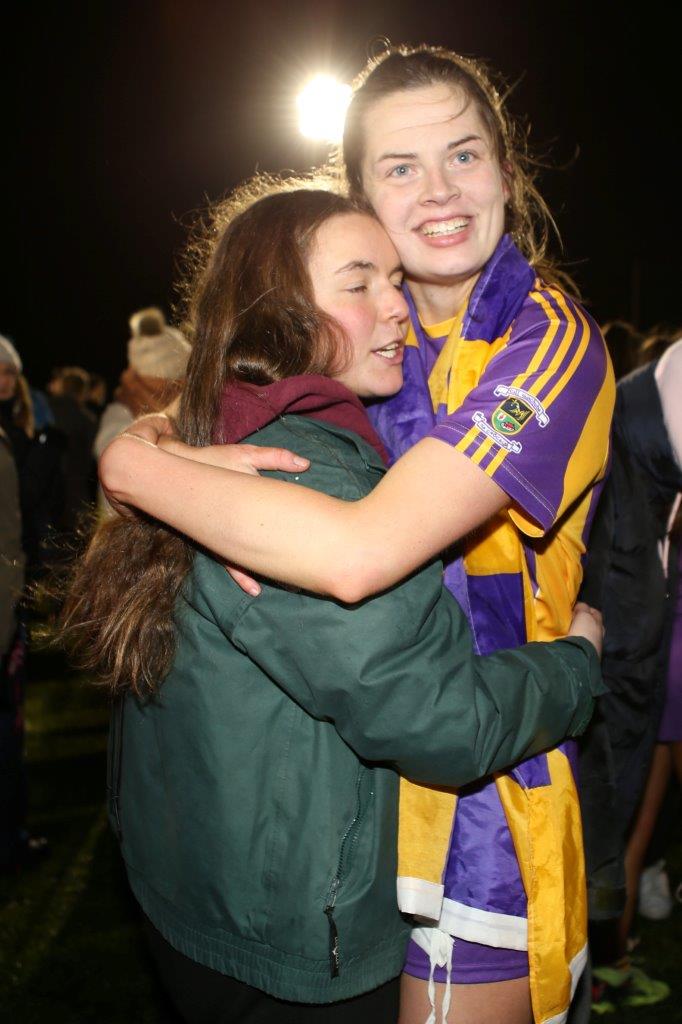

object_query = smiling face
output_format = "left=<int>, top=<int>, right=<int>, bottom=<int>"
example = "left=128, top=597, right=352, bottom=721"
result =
left=360, top=84, right=509, bottom=304
left=308, top=212, right=408, bottom=399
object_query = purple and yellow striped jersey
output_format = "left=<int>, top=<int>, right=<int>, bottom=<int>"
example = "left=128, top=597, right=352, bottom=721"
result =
left=427, top=281, right=613, bottom=648
left=372, top=242, right=614, bottom=649
left=367, top=235, right=615, bottom=1024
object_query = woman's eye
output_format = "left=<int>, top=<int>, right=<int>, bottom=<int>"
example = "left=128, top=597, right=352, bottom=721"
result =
left=453, top=150, right=475, bottom=165
left=388, top=164, right=411, bottom=178
left=347, top=285, right=367, bottom=294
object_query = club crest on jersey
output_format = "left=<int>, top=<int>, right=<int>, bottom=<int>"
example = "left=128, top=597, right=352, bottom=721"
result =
left=472, top=411, right=523, bottom=453
left=491, top=397, right=533, bottom=435
left=492, top=385, right=550, bottom=431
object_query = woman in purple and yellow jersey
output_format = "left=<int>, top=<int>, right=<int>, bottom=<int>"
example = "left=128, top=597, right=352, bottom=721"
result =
left=103, top=47, right=614, bottom=1024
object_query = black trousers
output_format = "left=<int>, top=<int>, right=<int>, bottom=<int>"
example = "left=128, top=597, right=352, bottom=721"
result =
left=144, top=917, right=401, bottom=1024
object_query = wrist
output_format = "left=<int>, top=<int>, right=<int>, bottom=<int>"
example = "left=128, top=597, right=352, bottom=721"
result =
left=556, top=636, right=607, bottom=696
left=99, top=434, right=153, bottom=501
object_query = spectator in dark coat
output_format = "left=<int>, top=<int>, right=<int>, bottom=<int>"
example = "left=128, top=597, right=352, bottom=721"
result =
left=46, top=366, right=97, bottom=535
left=0, top=336, right=63, bottom=576
left=0, top=334, right=48, bottom=870
left=579, top=336, right=682, bottom=1005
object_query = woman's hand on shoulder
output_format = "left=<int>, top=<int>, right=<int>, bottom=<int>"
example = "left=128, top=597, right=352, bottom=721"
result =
left=98, top=431, right=158, bottom=518
left=97, top=416, right=178, bottom=516
left=157, top=436, right=310, bottom=476
left=567, top=601, right=604, bottom=659
left=123, top=412, right=177, bottom=445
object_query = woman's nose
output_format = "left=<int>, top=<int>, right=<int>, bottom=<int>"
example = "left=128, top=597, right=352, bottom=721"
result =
left=382, top=285, right=409, bottom=324
left=420, top=164, right=461, bottom=205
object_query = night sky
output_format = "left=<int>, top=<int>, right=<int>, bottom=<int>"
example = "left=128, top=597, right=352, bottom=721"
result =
left=5, top=1, right=679, bottom=389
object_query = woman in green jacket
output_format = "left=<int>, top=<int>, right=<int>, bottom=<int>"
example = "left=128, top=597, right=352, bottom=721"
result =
left=65, top=180, right=602, bottom=1024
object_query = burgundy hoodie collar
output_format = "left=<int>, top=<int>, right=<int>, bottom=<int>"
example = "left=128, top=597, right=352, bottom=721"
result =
left=215, top=375, right=390, bottom=465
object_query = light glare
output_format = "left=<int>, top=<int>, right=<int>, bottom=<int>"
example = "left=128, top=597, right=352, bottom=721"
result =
left=297, top=75, right=352, bottom=144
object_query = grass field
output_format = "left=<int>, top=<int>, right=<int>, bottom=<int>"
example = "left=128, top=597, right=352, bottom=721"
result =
left=1, top=641, right=680, bottom=1023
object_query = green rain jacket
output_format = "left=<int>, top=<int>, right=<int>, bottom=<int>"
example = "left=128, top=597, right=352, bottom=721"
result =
left=111, top=415, right=603, bottom=1004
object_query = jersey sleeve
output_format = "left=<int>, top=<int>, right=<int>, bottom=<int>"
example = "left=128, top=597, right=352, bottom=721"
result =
left=429, top=287, right=615, bottom=536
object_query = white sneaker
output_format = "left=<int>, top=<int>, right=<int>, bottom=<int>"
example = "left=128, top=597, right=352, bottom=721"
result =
left=638, top=859, right=673, bottom=920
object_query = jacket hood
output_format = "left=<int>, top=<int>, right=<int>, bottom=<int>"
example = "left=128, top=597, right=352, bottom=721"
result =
left=215, top=375, right=390, bottom=465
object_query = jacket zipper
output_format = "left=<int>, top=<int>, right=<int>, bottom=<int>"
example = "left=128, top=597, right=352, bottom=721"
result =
left=323, top=767, right=369, bottom=978
left=107, top=697, right=125, bottom=841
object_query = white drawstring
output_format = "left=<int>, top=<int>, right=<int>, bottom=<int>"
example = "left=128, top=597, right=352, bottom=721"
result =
left=659, top=492, right=681, bottom=575
left=425, top=930, right=455, bottom=1024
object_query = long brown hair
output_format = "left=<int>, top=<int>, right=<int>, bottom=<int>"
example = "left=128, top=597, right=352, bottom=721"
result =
left=59, top=179, right=360, bottom=698
left=340, top=44, right=568, bottom=288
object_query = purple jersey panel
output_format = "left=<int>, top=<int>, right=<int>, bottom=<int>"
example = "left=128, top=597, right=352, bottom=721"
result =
left=443, top=777, right=527, bottom=918
left=430, top=294, right=609, bottom=533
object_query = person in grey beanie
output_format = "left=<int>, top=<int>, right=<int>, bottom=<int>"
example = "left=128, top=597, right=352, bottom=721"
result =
left=0, top=333, right=49, bottom=870
left=0, top=335, right=63, bottom=574
left=0, top=335, right=24, bottom=658
left=0, top=393, right=24, bottom=662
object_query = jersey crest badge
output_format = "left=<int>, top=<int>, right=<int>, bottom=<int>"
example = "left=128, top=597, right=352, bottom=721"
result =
left=491, top=385, right=550, bottom=435
left=491, top=397, right=533, bottom=435
left=472, top=411, right=523, bottom=453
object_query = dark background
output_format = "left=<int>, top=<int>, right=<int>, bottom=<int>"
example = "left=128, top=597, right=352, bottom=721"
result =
left=5, top=0, right=679, bottom=387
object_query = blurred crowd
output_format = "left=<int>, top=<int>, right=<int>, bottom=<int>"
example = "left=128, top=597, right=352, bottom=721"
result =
left=0, top=309, right=190, bottom=871
left=0, top=308, right=680, bottom=1016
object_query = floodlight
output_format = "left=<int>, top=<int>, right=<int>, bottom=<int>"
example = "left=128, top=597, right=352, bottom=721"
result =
left=297, top=75, right=352, bottom=144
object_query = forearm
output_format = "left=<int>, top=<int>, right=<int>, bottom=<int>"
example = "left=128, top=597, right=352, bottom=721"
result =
left=101, top=433, right=508, bottom=601
left=352, top=637, right=602, bottom=787
left=465, top=637, right=603, bottom=779
left=353, top=635, right=603, bottom=786
left=232, top=561, right=604, bottom=788
left=100, top=437, right=365, bottom=596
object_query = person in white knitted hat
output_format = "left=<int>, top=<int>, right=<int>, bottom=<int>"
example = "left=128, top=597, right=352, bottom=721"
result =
left=94, top=309, right=190, bottom=509
left=126, top=308, right=191, bottom=381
